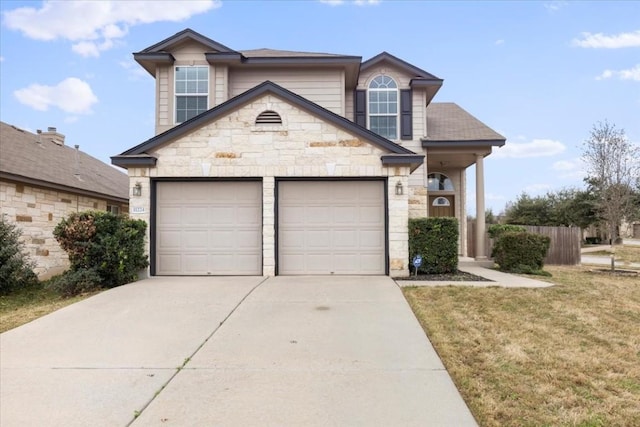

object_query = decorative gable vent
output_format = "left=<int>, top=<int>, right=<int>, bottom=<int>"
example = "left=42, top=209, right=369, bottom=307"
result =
left=255, top=110, right=282, bottom=125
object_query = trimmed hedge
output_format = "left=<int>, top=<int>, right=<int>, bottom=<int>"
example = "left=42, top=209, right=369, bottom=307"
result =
left=488, top=224, right=526, bottom=239
left=408, top=217, right=458, bottom=274
left=54, top=211, right=148, bottom=289
left=492, top=231, right=551, bottom=274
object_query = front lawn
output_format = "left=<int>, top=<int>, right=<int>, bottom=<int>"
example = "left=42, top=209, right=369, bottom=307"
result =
left=403, top=265, right=640, bottom=426
left=0, top=283, right=97, bottom=333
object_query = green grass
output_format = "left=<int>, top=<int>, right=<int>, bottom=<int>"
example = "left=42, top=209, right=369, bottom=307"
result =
left=403, top=266, right=640, bottom=427
left=0, top=283, right=97, bottom=333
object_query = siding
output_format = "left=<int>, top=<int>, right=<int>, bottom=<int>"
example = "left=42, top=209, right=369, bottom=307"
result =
left=229, top=69, right=343, bottom=115
left=215, top=65, right=228, bottom=106
left=157, top=66, right=170, bottom=130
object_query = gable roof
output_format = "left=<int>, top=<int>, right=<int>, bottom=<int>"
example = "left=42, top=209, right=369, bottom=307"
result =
left=139, top=28, right=236, bottom=54
left=239, top=48, right=352, bottom=58
left=112, top=81, right=422, bottom=168
left=361, top=51, right=442, bottom=81
left=0, top=122, right=129, bottom=202
left=422, top=103, right=506, bottom=146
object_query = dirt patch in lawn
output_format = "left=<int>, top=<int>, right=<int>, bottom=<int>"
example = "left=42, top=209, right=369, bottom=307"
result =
left=403, top=265, right=640, bottom=427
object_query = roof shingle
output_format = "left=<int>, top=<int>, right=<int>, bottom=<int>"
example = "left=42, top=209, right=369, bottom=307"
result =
left=0, top=122, right=129, bottom=201
left=425, top=103, right=506, bottom=142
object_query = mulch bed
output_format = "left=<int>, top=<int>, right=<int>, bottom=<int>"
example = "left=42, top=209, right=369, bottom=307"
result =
left=396, top=270, right=493, bottom=282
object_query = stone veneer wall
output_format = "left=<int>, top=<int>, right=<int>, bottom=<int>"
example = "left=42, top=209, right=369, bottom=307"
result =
left=127, top=94, right=411, bottom=276
left=0, top=180, right=127, bottom=279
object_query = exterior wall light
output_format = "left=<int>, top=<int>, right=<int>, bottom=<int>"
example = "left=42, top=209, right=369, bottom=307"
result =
left=133, top=182, right=142, bottom=197
left=395, top=181, right=403, bottom=196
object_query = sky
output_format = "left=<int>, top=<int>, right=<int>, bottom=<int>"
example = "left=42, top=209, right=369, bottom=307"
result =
left=1, top=0, right=639, bottom=216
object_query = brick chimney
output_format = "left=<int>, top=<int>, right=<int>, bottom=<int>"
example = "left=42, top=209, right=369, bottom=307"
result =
left=41, top=127, right=65, bottom=145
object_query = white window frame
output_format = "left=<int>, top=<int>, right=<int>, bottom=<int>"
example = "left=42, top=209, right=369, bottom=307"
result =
left=175, top=66, right=209, bottom=124
left=368, top=75, right=398, bottom=140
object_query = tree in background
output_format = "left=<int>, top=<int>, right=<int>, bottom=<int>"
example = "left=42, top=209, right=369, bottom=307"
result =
left=582, top=121, right=640, bottom=244
left=503, top=189, right=599, bottom=230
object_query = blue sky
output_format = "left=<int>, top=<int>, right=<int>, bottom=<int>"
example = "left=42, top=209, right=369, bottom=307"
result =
left=1, top=0, right=639, bottom=215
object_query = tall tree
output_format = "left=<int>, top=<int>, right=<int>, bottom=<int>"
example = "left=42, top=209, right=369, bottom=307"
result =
left=582, top=121, right=640, bottom=244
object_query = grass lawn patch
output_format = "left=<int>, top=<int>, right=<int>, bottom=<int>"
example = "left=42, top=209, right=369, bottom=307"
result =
left=0, top=283, right=98, bottom=333
left=403, top=265, right=640, bottom=427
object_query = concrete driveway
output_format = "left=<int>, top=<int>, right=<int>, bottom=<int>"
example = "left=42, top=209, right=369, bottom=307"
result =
left=1, top=276, right=476, bottom=426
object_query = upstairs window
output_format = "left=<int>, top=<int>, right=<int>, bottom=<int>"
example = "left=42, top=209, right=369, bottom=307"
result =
left=427, top=173, right=454, bottom=191
left=175, top=66, right=208, bottom=123
left=368, top=75, right=398, bottom=139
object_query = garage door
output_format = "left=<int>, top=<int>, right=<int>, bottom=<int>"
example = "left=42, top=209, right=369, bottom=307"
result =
left=278, top=181, right=386, bottom=275
left=155, top=181, right=262, bottom=275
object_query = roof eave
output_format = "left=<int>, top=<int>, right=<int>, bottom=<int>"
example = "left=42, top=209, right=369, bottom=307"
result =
left=111, top=155, right=158, bottom=168
left=140, top=28, right=236, bottom=54
left=361, top=52, right=441, bottom=80
left=0, top=172, right=128, bottom=203
left=133, top=52, right=175, bottom=77
left=421, top=139, right=506, bottom=148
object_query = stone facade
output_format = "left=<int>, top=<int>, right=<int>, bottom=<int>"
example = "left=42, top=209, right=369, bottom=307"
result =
left=0, top=180, right=128, bottom=279
left=127, top=94, right=411, bottom=276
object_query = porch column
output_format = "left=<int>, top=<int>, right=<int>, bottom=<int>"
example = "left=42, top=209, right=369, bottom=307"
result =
left=475, top=153, right=486, bottom=260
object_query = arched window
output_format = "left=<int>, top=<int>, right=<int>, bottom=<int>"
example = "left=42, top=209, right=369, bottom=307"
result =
left=255, top=110, right=282, bottom=125
left=427, top=173, right=454, bottom=191
left=432, top=196, right=451, bottom=207
left=368, top=75, right=398, bottom=139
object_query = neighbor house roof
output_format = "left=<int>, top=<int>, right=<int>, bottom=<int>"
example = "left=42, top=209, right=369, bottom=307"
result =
left=422, top=103, right=506, bottom=147
left=112, top=81, right=423, bottom=170
left=0, top=122, right=129, bottom=202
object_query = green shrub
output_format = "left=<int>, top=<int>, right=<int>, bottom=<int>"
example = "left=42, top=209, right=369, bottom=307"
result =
left=54, top=211, right=148, bottom=288
left=44, top=268, right=102, bottom=297
left=0, top=215, right=38, bottom=295
left=487, top=224, right=526, bottom=239
left=408, top=217, right=458, bottom=274
left=492, top=231, right=551, bottom=273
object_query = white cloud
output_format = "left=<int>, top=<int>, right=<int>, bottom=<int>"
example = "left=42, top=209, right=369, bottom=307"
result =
left=492, top=139, right=566, bottom=159
left=0, top=56, right=4, bottom=62
left=596, top=64, right=640, bottom=82
left=495, top=39, right=505, bottom=46
left=572, top=30, right=640, bottom=49
left=2, top=0, right=220, bottom=57
left=319, top=0, right=380, bottom=5
left=552, top=158, right=586, bottom=180
left=64, top=116, right=79, bottom=124
left=544, top=1, right=567, bottom=12
left=14, top=77, right=98, bottom=114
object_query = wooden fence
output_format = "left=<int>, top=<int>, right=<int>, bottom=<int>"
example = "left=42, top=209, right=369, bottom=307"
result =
left=467, top=222, right=582, bottom=265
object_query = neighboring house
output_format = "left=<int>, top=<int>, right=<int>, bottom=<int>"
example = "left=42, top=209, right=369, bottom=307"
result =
left=112, top=28, right=505, bottom=277
left=0, top=122, right=129, bottom=279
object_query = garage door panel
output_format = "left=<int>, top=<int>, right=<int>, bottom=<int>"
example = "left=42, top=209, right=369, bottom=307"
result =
left=278, top=181, right=385, bottom=275
left=156, top=181, right=262, bottom=275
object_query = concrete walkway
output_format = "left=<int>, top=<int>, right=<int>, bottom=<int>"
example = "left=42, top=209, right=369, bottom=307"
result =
left=0, top=276, right=476, bottom=427
left=396, top=260, right=553, bottom=288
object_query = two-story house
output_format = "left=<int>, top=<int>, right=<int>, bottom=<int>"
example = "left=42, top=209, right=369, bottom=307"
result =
left=112, top=29, right=505, bottom=277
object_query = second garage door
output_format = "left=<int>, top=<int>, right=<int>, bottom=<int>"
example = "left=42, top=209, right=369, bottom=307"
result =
left=278, top=180, right=386, bottom=275
left=155, top=181, right=262, bottom=275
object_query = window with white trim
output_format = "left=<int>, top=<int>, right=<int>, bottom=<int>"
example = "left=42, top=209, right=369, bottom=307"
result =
left=368, top=75, right=398, bottom=139
left=427, top=173, right=454, bottom=191
left=175, top=66, right=208, bottom=123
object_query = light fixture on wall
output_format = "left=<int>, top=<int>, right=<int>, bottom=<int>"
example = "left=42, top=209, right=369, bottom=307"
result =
left=132, top=182, right=142, bottom=197
left=395, top=181, right=403, bottom=196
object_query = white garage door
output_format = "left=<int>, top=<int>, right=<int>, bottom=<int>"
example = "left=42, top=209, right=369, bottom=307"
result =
left=278, top=181, right=386, bottom=275
left=155, top=181, right=262, bottom=275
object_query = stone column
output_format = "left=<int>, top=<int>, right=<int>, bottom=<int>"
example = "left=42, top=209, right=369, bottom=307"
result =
left=475, top=154, right=487, bottom=260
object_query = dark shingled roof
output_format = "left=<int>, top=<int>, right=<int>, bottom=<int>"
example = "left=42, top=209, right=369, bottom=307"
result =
left=424, top=103, right=506, bottom=143
left=0, top=122, right=129, bottom=202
